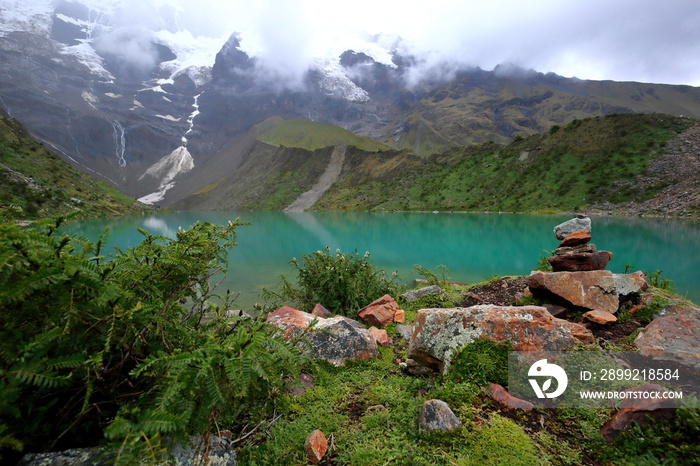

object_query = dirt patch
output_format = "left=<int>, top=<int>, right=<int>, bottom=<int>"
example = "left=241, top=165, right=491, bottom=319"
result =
left=458, top=277, right=529, bottom=307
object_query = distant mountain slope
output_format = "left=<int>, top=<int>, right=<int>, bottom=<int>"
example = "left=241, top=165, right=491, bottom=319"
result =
left=0, top=116, right=152, bottom=219
left=3, top=0, right=700, bottom=202
left=313, top=113, right=700, bottom=215
left=254, top=117, right=392, bottom=152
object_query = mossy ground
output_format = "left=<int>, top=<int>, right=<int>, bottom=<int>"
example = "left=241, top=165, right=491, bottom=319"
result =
left=237, top=277, right=700, bottom=465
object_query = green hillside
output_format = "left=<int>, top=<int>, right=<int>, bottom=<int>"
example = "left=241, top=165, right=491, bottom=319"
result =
left=313, top=113, right=697, bottom=214
left=255, top=116, right=392, bottom=152
left=0, top=117, right=153, bottom=220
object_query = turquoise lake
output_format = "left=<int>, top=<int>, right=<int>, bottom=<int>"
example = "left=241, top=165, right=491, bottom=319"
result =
left=65, top=212, right=700, bottom=310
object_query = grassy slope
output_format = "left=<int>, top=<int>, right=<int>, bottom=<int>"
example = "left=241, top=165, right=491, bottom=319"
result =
left=0, top=117, right=153, bottom=220
left=314, top=113, right=695, bottom=213
left=255, top=116, right=393, bottom=152
left=404, top=73, right=700, bottom=152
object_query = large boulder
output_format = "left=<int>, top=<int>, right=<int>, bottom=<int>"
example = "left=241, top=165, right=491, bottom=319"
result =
left=527, top=271, right=619, bottom=314
left=634, top=312, right=700, bottom=369
left=306, top=316, right=378, bottom=366
left=406, top=305, right=592, bottom=374
left=547, top=250, right=612, bottom=272
left=266, top=305, right=317, bottom=339
left=553, top=216, right=591, bottom=240
left=357, top=294, right=405, bottom=327
left=267, top=307, right=377, bottom=366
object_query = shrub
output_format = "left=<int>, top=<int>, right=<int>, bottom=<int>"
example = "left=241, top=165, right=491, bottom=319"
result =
left=0, top=217, right=304, bottom=462
left=265, top=246, right=403, bottom=317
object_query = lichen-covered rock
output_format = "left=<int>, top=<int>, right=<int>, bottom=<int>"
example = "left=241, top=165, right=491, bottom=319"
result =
left=266, top=305, right=317, bottom=340
left=635, top=312, right=700, bottom=369
left=266, top=309, right=377, bottom=366
left=406, top=305, right=591, bottom=374
left=418, top=399, right=463, bottom=432
left=553, top=216, right=592, bottom=240
left=600, top=384, right=677, bottom=441
left=554, top=243, right=597, bottom=256
left=306, top=316, right=378, bottom=366
left=527, top=270, right=619, bottom=314
left=357, top=294, right=404, bottom=327
left=614, top=272, right=647, bottom=297
left=401, top=285, right=446, bottom=302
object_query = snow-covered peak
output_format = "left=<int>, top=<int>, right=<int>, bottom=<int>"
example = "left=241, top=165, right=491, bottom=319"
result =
left=0, top=1, right=54, bottom=36
left=313, top=57, right=370, bottom=103
left=154, top=29, right=229, bottom=86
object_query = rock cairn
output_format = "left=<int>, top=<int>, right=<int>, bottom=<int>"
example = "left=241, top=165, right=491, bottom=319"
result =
left=547, top=215, right=613, bottom=272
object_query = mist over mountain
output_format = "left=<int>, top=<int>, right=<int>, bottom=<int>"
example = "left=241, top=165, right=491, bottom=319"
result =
left=2, top=0, right=700, bottom=208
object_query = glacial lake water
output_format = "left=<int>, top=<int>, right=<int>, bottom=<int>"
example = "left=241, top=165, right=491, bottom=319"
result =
left=63, top=211, right=700, bottom=310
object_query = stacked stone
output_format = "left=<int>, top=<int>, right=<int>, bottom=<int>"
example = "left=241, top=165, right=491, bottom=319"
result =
left=547, top=215, right=613, bottom=272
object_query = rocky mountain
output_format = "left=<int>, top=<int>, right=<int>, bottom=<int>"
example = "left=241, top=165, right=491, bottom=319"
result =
left=2, top=0, right=700, bottom=209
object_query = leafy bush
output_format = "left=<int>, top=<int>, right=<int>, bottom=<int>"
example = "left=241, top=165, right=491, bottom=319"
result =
left=0, top=217, right=303, bottom=462
left=265, top=246, right=403, bottom=317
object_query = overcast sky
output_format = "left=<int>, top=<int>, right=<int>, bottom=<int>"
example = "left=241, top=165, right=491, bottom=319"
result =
left=180, top=0, right=700, bottom=86
left=18, top=0, right=700, bottom=86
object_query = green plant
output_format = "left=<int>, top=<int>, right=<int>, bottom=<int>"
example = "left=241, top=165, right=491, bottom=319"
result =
left=0, top=217, right=304, bottom=462
left=533, top=251, right=554, bottom=272
left=263, top=247, right=403, bottom=317
left=646, top=270, right=674, bottom=291
left=448, top=340, right=511, bottom=387
left=413, top=264, right=451, bottom=287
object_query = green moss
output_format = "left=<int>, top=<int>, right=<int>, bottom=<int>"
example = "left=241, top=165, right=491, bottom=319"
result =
left=467, top=413, right=545, bottom=465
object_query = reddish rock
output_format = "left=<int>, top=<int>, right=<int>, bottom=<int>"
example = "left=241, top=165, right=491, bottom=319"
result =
left=555, top=318, right=596, bottom=344
left=634, top=313, right=700, bottom=369
left=289, top=373, right=315, bottom=396
left=547, top=250, right=613, bottom=272
left=558, top=230, right=591, bottom=247
left=266, top=306, right=316, bottom=340
left=600, top=384, right=678, bottom=441
left=583, top=310, right=618, bottom=325
left=486, top=383, right=534, bottom=410
left=527, top=271, right=619, bottom=314
left=418, top=399, right=463, bottom=432
left=357, top=294, right=404, bottom=327
left=304, top=430, right=328, bottom=464
left=312, top=303, right=331, bottom=318
left=629, top=270, right=649, bottom=291
left=368, top=326, right=391, bottom=347
left=267, top=309, right=377, bottom=366
left=393, top=307, right=405, bottom=323
left=406, top=305, right=592, bottom=374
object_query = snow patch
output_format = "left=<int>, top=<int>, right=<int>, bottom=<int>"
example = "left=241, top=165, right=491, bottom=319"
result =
left=137, top=146, right=194, bottom=204
left=313, top=57, right=370, bottom=102
left=105, top=92, right=122, bottom=98
left=156, top=114, right=180, bottom=122
left=153, top=29, right=229, bottom=86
